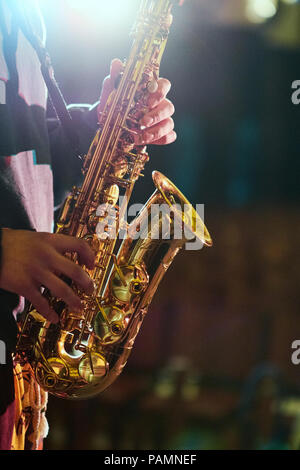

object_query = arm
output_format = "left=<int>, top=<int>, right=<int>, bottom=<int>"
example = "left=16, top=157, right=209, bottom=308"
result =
left=48, top=102, right=99, bottom=207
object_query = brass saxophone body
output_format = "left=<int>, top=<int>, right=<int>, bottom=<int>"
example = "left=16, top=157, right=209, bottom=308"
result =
left=16, top=0, right=212, bottom=399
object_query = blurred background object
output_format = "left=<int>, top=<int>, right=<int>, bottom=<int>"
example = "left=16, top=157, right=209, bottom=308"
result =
left=39, top=0, right=300, bottom=450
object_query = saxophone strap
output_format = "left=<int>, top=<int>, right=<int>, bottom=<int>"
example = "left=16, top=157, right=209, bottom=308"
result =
left=0, top=0, right=81, bottom=157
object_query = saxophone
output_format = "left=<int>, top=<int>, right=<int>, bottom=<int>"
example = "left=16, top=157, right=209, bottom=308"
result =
left=15, top=0, right=212, bottom=399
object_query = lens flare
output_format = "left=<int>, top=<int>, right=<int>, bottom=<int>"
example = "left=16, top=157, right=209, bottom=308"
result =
left=66, top=0, right=138, bottom=22
left=246, top=0, right=278, bottom=23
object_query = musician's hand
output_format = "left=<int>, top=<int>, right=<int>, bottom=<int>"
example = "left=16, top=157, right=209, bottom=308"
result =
left=98, top=58, right=176, bottom=146
left=0, top=229, right=95, bottom=324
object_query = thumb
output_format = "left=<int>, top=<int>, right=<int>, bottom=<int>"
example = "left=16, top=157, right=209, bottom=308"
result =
left=98, top=58, right=123, bottom=116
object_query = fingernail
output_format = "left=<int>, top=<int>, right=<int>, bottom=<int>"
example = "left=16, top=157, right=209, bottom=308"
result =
left=141, top=116, right=154, bottom=127
left=144, top=132, right=154, bottom=142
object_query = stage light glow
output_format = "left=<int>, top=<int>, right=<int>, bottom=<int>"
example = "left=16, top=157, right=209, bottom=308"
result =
left=66, top=0, right=138, bottom=24
left=246, top=0, right=278, bottom=23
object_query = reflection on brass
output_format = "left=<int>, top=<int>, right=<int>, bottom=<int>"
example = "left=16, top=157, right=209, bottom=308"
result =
left=15, top=0, right=212, bottom=399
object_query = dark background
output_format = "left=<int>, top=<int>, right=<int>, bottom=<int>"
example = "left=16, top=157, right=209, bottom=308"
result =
left=41, top=0, right=300, bottom=450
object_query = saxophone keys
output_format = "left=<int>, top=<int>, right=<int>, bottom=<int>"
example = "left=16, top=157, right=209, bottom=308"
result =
left=35, top=357, right=69, bottom=392
left=78, top=352, right=107, bottom=384
left=110, top=322, right=124, bottom=336
left=112, top=156, right=128, bottom=178
left=103, top=184, right=119, bottom=207
left=86, top=212, right=100, bottom=234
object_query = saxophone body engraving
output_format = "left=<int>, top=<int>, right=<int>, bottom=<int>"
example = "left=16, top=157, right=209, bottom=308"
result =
left=16, top=0, right=212, bottom=399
